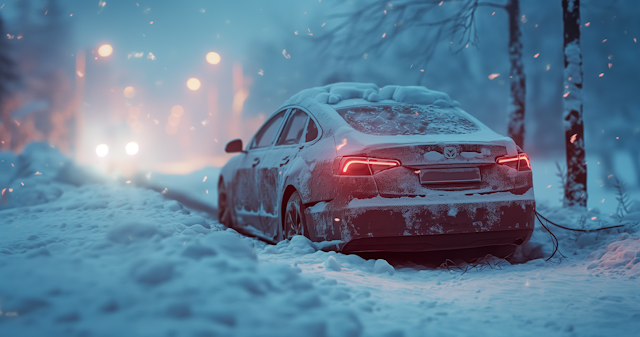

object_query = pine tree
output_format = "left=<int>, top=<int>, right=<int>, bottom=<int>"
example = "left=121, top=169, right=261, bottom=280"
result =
left=561, top=0, right=587, bottom=207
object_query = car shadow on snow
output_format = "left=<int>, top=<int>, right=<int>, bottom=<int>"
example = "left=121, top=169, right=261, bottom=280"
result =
left=354, top=245, right=519, bottom=270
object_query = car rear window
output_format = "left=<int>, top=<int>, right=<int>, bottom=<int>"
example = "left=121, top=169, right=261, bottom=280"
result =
left=335, top=104, right=479, bottom=136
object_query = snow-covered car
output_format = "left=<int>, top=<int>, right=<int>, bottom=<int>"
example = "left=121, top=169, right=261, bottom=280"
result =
left=219, top=83, right=535, bottom=255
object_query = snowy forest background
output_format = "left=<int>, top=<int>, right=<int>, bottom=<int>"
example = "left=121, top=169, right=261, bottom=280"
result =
left=2, top=1, right=640, bottom=336
left=0, top=0, right=639, bottom=204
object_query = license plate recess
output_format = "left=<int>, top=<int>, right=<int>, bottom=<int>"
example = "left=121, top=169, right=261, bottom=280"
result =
left=419, top=167, right=481, bottom=184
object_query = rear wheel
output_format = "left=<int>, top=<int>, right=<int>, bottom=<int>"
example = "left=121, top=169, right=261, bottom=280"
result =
left=218, top=182, right=234, bottom=228
left=283, top=191, right=308, bottom=240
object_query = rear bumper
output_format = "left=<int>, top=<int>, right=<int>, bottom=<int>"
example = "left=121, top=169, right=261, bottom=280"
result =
left=341, top=229, right=532, bottom=253
left=305, top=189, right=535, bottom=252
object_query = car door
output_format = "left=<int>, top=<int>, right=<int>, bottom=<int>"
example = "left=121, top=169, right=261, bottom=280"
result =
left=232, top=109, right=287, bottom=233
left=257, top=108, right=310, bottom=238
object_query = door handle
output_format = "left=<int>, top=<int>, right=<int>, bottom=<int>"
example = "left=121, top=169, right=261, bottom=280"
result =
left=252, top=157, right=260, bottom=167
left=279, top=156, right=290, bottom=167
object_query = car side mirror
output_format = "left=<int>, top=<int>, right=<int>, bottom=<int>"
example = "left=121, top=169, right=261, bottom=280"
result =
left=225, top=139, right=246, bottom=153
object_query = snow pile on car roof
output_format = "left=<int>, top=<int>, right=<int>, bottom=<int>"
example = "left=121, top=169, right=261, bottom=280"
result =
left=285, top=82, right=457, bottom=108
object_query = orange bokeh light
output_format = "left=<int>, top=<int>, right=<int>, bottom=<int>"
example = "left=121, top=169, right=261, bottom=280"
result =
left=98, top=44, right=113, bottom=57
left=186, top=78, right=201, bottom=91
left=206, top=52, right=221, bottom=65
left=171, top=105, right=184, bottom=117
left=168, top=115, right=180, bottom=126
left=123, top=86, right=136, bottom=98
left=165, top=124, right=178, bottom=135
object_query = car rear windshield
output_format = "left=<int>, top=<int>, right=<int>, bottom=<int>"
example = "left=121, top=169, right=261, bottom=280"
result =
left=335, top=104, right=479, bottom=136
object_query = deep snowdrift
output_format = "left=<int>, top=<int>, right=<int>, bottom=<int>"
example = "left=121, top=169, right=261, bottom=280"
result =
left=1, top=144, right=640, bottom=337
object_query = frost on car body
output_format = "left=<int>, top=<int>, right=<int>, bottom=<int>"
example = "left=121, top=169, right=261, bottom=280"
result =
left=219, top=82, right=535, bottom=255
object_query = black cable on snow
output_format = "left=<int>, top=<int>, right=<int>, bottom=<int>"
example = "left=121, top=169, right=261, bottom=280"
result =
left=535, top=212, right=566, bottom=261
left=533, top=209, right=627, bottom=261
left=535, top=211, right=625, bottom=233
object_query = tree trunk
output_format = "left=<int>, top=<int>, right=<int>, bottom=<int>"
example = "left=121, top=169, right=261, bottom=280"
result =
left=562, top=0, right=587, bottom=207
left=506, top=0, right=526, bottom=149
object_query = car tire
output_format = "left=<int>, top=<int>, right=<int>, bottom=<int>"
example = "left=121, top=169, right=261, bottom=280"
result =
left=283, top=191, right=308, bottom=240
left=218, top=181, right=234, bottom=228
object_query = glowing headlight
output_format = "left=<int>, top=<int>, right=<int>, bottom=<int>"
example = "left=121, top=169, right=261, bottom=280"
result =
left=96, top=144, right=109, bottom=157
left=126, top=142, right=139, bottom=156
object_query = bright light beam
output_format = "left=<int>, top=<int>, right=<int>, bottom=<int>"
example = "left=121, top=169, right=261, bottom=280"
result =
left=206, top=52, right=221, bottom=65
left=96, top=144, right=109, bottom=157
left=98, top=44, right=113, bottom=57
left=125, top=142, right=139, bottom=156
left=187, top=78, right=201, bottom=90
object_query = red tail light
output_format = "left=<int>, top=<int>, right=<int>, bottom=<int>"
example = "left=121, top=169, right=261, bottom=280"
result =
left=341, top=157, right=400, bottom=175
left=496, top=153, right=531, bottom=171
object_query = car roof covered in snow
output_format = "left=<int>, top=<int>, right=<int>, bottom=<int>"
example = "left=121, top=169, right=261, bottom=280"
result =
left=284, top=82, right=459, bottom=108
left=279, top=82, right=518, bottom=156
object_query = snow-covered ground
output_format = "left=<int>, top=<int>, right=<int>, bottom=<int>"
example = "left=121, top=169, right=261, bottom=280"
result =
left=1, top=143, right=640, bottom=336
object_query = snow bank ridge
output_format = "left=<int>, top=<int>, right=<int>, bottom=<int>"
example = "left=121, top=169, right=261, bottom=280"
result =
left=285, top=82, right=458, bottom=108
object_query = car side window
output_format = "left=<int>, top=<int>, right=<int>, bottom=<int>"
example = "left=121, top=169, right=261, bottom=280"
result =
left=251, top=110, right=286, bottom=149
left=276, top=109, right=308, bottom=146
left=305, top=118, right=319, bottom=142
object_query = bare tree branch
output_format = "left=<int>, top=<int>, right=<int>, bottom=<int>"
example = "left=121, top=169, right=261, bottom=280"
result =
left=315, top=0, right=502, bottom=82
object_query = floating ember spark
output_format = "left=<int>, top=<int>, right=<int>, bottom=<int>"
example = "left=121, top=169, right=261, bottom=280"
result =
left=258, top=69, right=264, bottom=76
left=382, top=33, right=386, bottom=38
left=35, top=171, right=42, bottom=175
left=336, top=138, right=347, bottom=151
left=282, top=49, right=291, bottom=59
left=147, top=52, right=156, bottom=60
left=591, top=217, right=597, bottom=220
left=439, top=1, right=443, bottom=5
left=488, top=73, right=500, bottom=80
left=585, top=22, right=590, bottom=27
left=608, top=63, right=612, bottom=69
left=203, top=176, right=207, bottom=182
left=533, top=53, right=539, bottom=58
left=547, top=185, right=552, bottom=188
left=601, top=199, right=605, bottom=203
left=126, top=180, right=131, bottom=184
left=563, top=91, right=570, bottom=98
left=602, top=39, right=607, bottom=42
left=599, top=73, right=604, bottom=77
left=570, top=133, right=577, bottom=143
